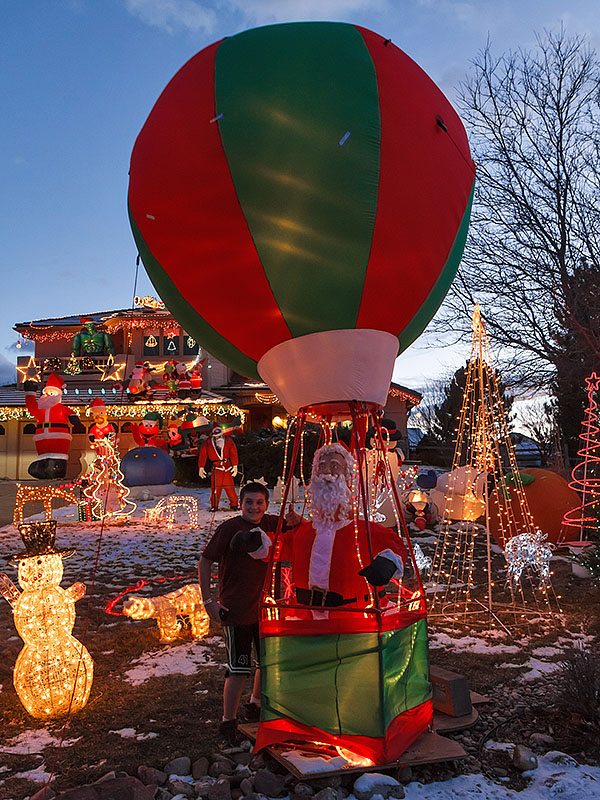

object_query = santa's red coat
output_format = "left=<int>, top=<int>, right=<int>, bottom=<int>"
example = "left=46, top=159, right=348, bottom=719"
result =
left=279, top=519, right=407, bottom=602
left=198, top=436, right=238, bottom=472
left=25, top=393, right=75, bottom=460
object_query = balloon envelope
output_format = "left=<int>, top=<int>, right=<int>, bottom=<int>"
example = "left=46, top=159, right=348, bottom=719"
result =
left=128, top=22, right=474, bottom=407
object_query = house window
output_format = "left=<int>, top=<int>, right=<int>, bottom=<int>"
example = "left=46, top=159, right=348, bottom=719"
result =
left=163, top=334, right=179, bottom=356
left=120, top=422, right=132, bottom=433
left=143, top=331, right=160, bottom=356
left=183, top=334, right=199, bottom=356
left=23, top=423, right=36, bottom=434
left=0, top=424, right=5, bottom=435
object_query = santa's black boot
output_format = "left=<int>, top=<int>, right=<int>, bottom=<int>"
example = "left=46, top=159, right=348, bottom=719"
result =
left=27, top=459, right=49, bottom=479
left=45, top=459, right=68, bottom=479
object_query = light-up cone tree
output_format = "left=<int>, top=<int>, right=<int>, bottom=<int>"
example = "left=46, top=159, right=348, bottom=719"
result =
left=83, top=433, right=136, bottom=520
left=0, top=522, right=93, bottom=718
left=429, top=306, right=557, bottom=624
left=561, top=372, right=600, bottom=545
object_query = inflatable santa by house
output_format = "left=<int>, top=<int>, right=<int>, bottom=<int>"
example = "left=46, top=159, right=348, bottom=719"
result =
left=198, top=423, right=239, bottom=511
left=24, top=374, right=78, bottom=480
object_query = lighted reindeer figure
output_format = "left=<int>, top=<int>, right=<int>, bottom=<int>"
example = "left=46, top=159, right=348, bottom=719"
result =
left=0, top=522, right=93, bottom=718
left=143, top=495, right=199, bottom=529
left=504, top=530, right=553, bottom=587
left=13, top=483, right=78, bottom=528
left=122, top=583, right=209, bottom=642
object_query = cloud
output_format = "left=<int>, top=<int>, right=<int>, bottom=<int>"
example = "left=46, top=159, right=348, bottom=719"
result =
left=125, top=0, right=217, bottom=34
left=5, top=339, right=34, bottom=354
left=228, top=0, right=388, bottom=24
left=0, top=354, right=17, bottom=386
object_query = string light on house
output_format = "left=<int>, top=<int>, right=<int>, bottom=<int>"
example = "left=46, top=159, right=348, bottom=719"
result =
left=0, top=522, right=93, bottom=718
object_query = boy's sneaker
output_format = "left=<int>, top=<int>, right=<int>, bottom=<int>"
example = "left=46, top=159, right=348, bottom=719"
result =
left=242, top=702, right=261, bottom=723
left=218, top=718, right=240, bottom=745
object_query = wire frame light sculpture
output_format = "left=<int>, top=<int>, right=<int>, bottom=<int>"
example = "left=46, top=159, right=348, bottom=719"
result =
left=561, top=371, right=600, bottom=546
left=0, top=522, right=93, bottom=718
left=428, top=306, right=560, bottom=627
left=143, top=494, right=199, bottom=529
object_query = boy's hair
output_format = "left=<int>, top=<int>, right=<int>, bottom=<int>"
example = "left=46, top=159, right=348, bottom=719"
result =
left=240, top=482, right=270, bottom=503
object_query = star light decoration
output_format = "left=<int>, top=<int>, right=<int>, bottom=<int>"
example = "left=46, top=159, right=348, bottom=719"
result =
left=504, top=530, right=553, bottom=587
left=100, top=354, right=125, bottom=382
left=17, top=357, right=40, bottom=383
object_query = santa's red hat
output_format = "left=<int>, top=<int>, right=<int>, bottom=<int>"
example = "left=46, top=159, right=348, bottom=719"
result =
left=89, top=397, right=107, bottom=413
left=44, top=373, right=65, bottom=393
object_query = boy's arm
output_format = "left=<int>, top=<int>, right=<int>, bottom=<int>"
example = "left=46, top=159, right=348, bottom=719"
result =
left=198, top=556, right=226, bottom=623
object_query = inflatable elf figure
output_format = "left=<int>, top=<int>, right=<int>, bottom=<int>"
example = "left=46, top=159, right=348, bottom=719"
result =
left=24, top=374, right=78, bottom=480
left=198, top=422, right=239, bottom=511
left=132, top=411, right=168, bottom=450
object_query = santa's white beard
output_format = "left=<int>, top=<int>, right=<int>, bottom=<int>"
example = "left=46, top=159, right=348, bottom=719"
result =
left=213, top=435, right=225, bottom=448
left=309, top=474, right=353, bottom=524
left=38, top=394, right=61, bottom=410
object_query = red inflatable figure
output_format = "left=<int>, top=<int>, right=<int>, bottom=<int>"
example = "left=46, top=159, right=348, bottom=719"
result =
left=198, top=423, right=239, bottom=511
left=24, top=373, right=78, bottom=480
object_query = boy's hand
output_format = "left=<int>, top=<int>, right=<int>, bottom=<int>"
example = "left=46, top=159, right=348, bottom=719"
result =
left=205, top=599, right=228, bottom=623
left=230, top=528, right=263, bottom=553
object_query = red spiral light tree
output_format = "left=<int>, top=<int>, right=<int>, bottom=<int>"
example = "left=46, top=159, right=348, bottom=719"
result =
left=561, top=372, right=600, bottom=544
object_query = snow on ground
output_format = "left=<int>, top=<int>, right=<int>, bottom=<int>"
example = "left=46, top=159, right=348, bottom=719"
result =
left=109, top=727, right=158, bottom=741
left=12, top=763, right=53, bottom=784
left=123, top=637, right=221, bottom=685
left=0, top=729, right=81, bottom=754
left=398, top=750, right=600, bottom=798
left=428, top=631, right=521, bottom=654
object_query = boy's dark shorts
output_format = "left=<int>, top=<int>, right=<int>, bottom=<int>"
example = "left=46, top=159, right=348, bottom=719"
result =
left=223, top=623, right=260, bottom=675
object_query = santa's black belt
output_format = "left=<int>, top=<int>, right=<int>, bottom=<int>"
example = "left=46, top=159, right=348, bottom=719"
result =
left=36, top=423, right=69, bottom=430
left=296, top=587, right=386, bottom=608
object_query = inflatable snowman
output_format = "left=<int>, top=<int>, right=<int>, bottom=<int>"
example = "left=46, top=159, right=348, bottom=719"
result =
left=0, top=521, right=93, bottom=718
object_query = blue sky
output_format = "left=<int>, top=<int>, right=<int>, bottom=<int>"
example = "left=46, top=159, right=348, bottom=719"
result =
left=2, top=0, right=599, bottom=389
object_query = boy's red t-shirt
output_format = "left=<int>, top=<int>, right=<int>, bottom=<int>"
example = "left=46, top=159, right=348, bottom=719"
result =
left=201, top=513, right=281, bottom=626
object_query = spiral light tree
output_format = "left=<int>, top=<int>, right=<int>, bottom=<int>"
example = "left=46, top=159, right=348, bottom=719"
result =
left=0, top=522, right=93, bottom=718
left=561, top=372, right=600, bottom=546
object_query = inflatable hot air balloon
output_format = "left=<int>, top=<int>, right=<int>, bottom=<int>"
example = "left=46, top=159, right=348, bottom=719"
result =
left=129, top=22, right=474, bottom=765
left=128, top=21, right=474, bottom=414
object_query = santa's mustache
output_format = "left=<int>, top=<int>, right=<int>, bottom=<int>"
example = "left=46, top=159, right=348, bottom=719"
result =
left=309, top=473, right=352, bottom=522
left=38, top=394, right=62, bottom=410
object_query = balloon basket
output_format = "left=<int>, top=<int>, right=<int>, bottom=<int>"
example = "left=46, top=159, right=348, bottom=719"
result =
left=255, top=401, right=432, bottom=761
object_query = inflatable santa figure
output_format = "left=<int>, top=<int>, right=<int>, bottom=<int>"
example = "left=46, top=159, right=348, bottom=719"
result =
left=238, top=443, right=407, bottom=607
left=175, top=361, right=192, bottom=399
left=198, top=423, right=239, bottom=511
left=24, top=374, right=78, bottom=480
left=88, top=398, right=118, bottom=456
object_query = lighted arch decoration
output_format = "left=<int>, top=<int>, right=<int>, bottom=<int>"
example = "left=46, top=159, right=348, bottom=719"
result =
left=128, top=22, right=475, bottom=413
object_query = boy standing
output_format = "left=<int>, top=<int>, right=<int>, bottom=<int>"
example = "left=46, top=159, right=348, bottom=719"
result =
left=199, top=482, right=297, bottom=742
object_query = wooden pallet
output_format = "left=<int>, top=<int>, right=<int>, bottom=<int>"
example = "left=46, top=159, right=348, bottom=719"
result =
left=237, top=675, right=489, bottom=777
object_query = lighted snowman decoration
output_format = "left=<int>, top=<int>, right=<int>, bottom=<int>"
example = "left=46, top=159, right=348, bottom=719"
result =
left=0, top=521, right=93, bottom=718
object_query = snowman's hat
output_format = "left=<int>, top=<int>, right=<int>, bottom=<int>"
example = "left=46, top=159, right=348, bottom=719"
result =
left=10, top=521, right=75, bottom=563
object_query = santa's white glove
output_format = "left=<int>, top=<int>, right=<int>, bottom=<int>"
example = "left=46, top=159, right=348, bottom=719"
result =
left=199, top=467, right=207, bottom=479
left=231, top=465, right=238, bottom=477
